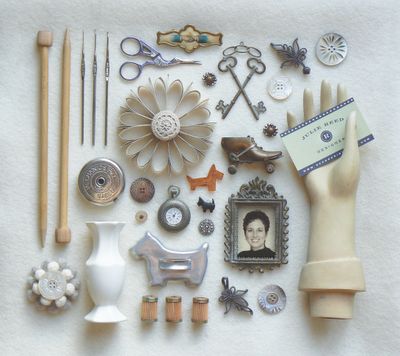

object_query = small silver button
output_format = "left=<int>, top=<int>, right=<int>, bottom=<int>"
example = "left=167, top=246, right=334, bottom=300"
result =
left=268, top=77, right=292, bottom=100
left=198, top=219, right=215, bottom=236
left=316, top=33, right=348, bottom=66
left=258, top=285, right=286, bottom=314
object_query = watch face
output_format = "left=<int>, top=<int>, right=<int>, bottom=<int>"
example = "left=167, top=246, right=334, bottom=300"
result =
left=165, top=207, right=183, bottom=225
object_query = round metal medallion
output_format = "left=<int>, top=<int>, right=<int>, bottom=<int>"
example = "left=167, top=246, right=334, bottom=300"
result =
left=78, top=158, right=125, bottom=206
left=198, top=219, right=215, bottom=236
left=316, top=33, right=348, bottom=66
left=130, top=178, right=155, bottom=203
left=268, top=77, right=292, bottom=100
left=38, top=271, right=67, bottom=300
left=158, top=186, right=191, bottom=232
left=258, top=285, right=286, bottom=314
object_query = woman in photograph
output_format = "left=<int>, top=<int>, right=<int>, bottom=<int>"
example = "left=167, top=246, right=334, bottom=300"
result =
left=238, top=210, right=276, bottom=258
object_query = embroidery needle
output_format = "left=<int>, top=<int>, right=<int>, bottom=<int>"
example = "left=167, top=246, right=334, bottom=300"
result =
left=81, top=31, right=85, bottom=145
left=92, top=30, right=97, bottom=145
left=104, top=32, right=109, bottom=146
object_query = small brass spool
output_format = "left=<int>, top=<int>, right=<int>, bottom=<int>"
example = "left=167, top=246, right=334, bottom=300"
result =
left=191, top=297, right=209, bottom=323
left=141, top=295, right=158, bottom=322
left=165, top=296, right=182, bottom=323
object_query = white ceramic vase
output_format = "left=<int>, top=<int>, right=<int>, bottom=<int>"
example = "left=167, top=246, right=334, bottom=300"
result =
left=85, top=221, right=127, bottom=323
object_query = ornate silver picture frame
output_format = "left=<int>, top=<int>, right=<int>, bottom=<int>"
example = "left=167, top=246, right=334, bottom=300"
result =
left=224, top=177, right=289, bottom=272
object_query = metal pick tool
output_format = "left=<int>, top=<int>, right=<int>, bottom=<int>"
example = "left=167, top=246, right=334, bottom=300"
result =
left=92, top=30, right=97, bottom=145
left=216, top=43, right=266, bottom=120
left=104, top=32, right=110, bottom=146
left=80, top=31, right=85, bottom=145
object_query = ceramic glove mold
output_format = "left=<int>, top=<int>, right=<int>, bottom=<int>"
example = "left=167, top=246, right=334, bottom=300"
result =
left=287, top=80, right=366, bottom=319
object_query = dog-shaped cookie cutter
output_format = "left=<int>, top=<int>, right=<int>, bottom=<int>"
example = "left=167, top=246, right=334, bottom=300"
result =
left=130, top=231, right=209, bottom=286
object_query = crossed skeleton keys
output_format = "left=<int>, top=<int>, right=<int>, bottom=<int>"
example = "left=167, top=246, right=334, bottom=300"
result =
left=216, top=56, right=266, bottom=120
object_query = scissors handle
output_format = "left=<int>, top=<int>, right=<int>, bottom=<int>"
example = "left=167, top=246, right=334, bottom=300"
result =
left=119, top=61, right=144, bottom=81
left=120, top=36, right=159, bottom=58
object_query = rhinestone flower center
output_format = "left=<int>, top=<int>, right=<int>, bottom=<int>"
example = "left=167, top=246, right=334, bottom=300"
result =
left=151, top=110, right=181, bottom=141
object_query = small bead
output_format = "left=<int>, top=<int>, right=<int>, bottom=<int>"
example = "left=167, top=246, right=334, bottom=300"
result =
left=55, top=296, right=67, bottom=308
left=65, top=283, right=75, bottom=296
left=34, top=269, right=45, bottom=280
left=47, top=261, right=60, bottom=272
left=40, top=297, right=52, bottom=306
left=62, top=269, right=74, bottom=280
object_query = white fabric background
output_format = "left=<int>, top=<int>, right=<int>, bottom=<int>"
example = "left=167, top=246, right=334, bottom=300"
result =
left=1, top=0, right=399, bottom=355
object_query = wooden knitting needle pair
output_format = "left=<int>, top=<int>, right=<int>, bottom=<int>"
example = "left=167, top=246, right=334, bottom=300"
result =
left=37, top=29, right=71, bottom=247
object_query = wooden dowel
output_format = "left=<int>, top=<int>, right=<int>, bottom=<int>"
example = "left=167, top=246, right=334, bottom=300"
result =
left=37, top=31, right=53, bottom=248
left=56, top=29, right=71, bottom=244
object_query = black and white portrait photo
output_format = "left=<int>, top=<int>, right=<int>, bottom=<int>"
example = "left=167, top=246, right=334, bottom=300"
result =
left=237, top=208, right=276, bottom=259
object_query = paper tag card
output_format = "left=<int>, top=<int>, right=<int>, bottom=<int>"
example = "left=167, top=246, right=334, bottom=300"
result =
left=280, top=98, right=374, bottom=176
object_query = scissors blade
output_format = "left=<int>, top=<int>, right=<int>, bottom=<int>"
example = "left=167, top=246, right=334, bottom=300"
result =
left=173, top=58, right=201, bottom=65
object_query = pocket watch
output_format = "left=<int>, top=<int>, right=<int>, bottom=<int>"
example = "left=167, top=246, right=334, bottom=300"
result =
left=158, top=185, right=191, bottom=231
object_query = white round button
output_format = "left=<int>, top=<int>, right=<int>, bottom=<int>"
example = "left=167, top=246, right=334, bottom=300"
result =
left=316, top=33, right=348, bottom=66
left=268, top=77, right=292, bottom=100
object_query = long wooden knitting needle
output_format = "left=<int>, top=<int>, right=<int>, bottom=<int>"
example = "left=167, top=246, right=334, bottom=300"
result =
left=37, top=30, right=53, bottom=248
left=56, top=29, right=71, bottom=244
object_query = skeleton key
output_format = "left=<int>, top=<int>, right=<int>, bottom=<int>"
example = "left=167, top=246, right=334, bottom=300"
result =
left=217, top=56, right=266, bottom=120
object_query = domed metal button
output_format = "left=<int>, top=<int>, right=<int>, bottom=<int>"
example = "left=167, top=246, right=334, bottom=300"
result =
left=316, top=33, right=348, bottom=66
left=130, top=178, right=155, bottom=203
left=198, top=218, right=214, bottom=236
left=258, top=285, right=286, bottom=314
left=268, top=77, right=292, bottom=100
left=78, top=158, right=125, bottom=206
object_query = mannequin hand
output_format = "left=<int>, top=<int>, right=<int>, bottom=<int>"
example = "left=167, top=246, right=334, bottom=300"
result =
left=287, top=80, right=360, bottom=203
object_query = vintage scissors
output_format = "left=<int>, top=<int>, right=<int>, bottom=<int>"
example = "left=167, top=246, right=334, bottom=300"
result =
left=119, top=37, right=201, bottom=81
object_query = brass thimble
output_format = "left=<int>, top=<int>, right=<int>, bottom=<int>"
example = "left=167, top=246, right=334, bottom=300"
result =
left=165, top=296, right=182, bottom=323
left=191, top=297, right=209, bottom=323
left=141, top=295, right=158, bottom=322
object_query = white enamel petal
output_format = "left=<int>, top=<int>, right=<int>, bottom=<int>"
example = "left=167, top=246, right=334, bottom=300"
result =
left=120, top=111, right=152, bottom=126
left=175, top=135, right=201, bottom=163
left=126, top=95, right=153, bottom=117
left=119, top=125, right=152, bottom=140
left=179, top=99, right=210, bottom=120
left=168, top=141, right=184, bottom=173
left=138, top=85, right=160, bottom=114
left=180, top=123, right=214, bottom=138
left=179, top=132, right=211, bottom=151
left=175, top=90, right=201, bottom=117
left=152, top=77, right=167, bottom=110
left=137, top=139, right=158, bottom=168
left=151, top=141, right=169, bottom=173
left=166, top=79, right=184, bottom=111
left=178, top=106, right=211, bottom=126
left=126, top=137, right=155, bottom=156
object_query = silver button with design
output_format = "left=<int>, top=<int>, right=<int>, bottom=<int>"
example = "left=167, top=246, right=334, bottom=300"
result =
left=258, top=285, right=286, bottom=314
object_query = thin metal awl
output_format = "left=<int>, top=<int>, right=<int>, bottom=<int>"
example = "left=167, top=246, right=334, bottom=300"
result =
left=81, top=31, right=85, bottom=145
left=104, top=32, right=109, bottom=146
left=92, top=30, right=97, bottom=145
